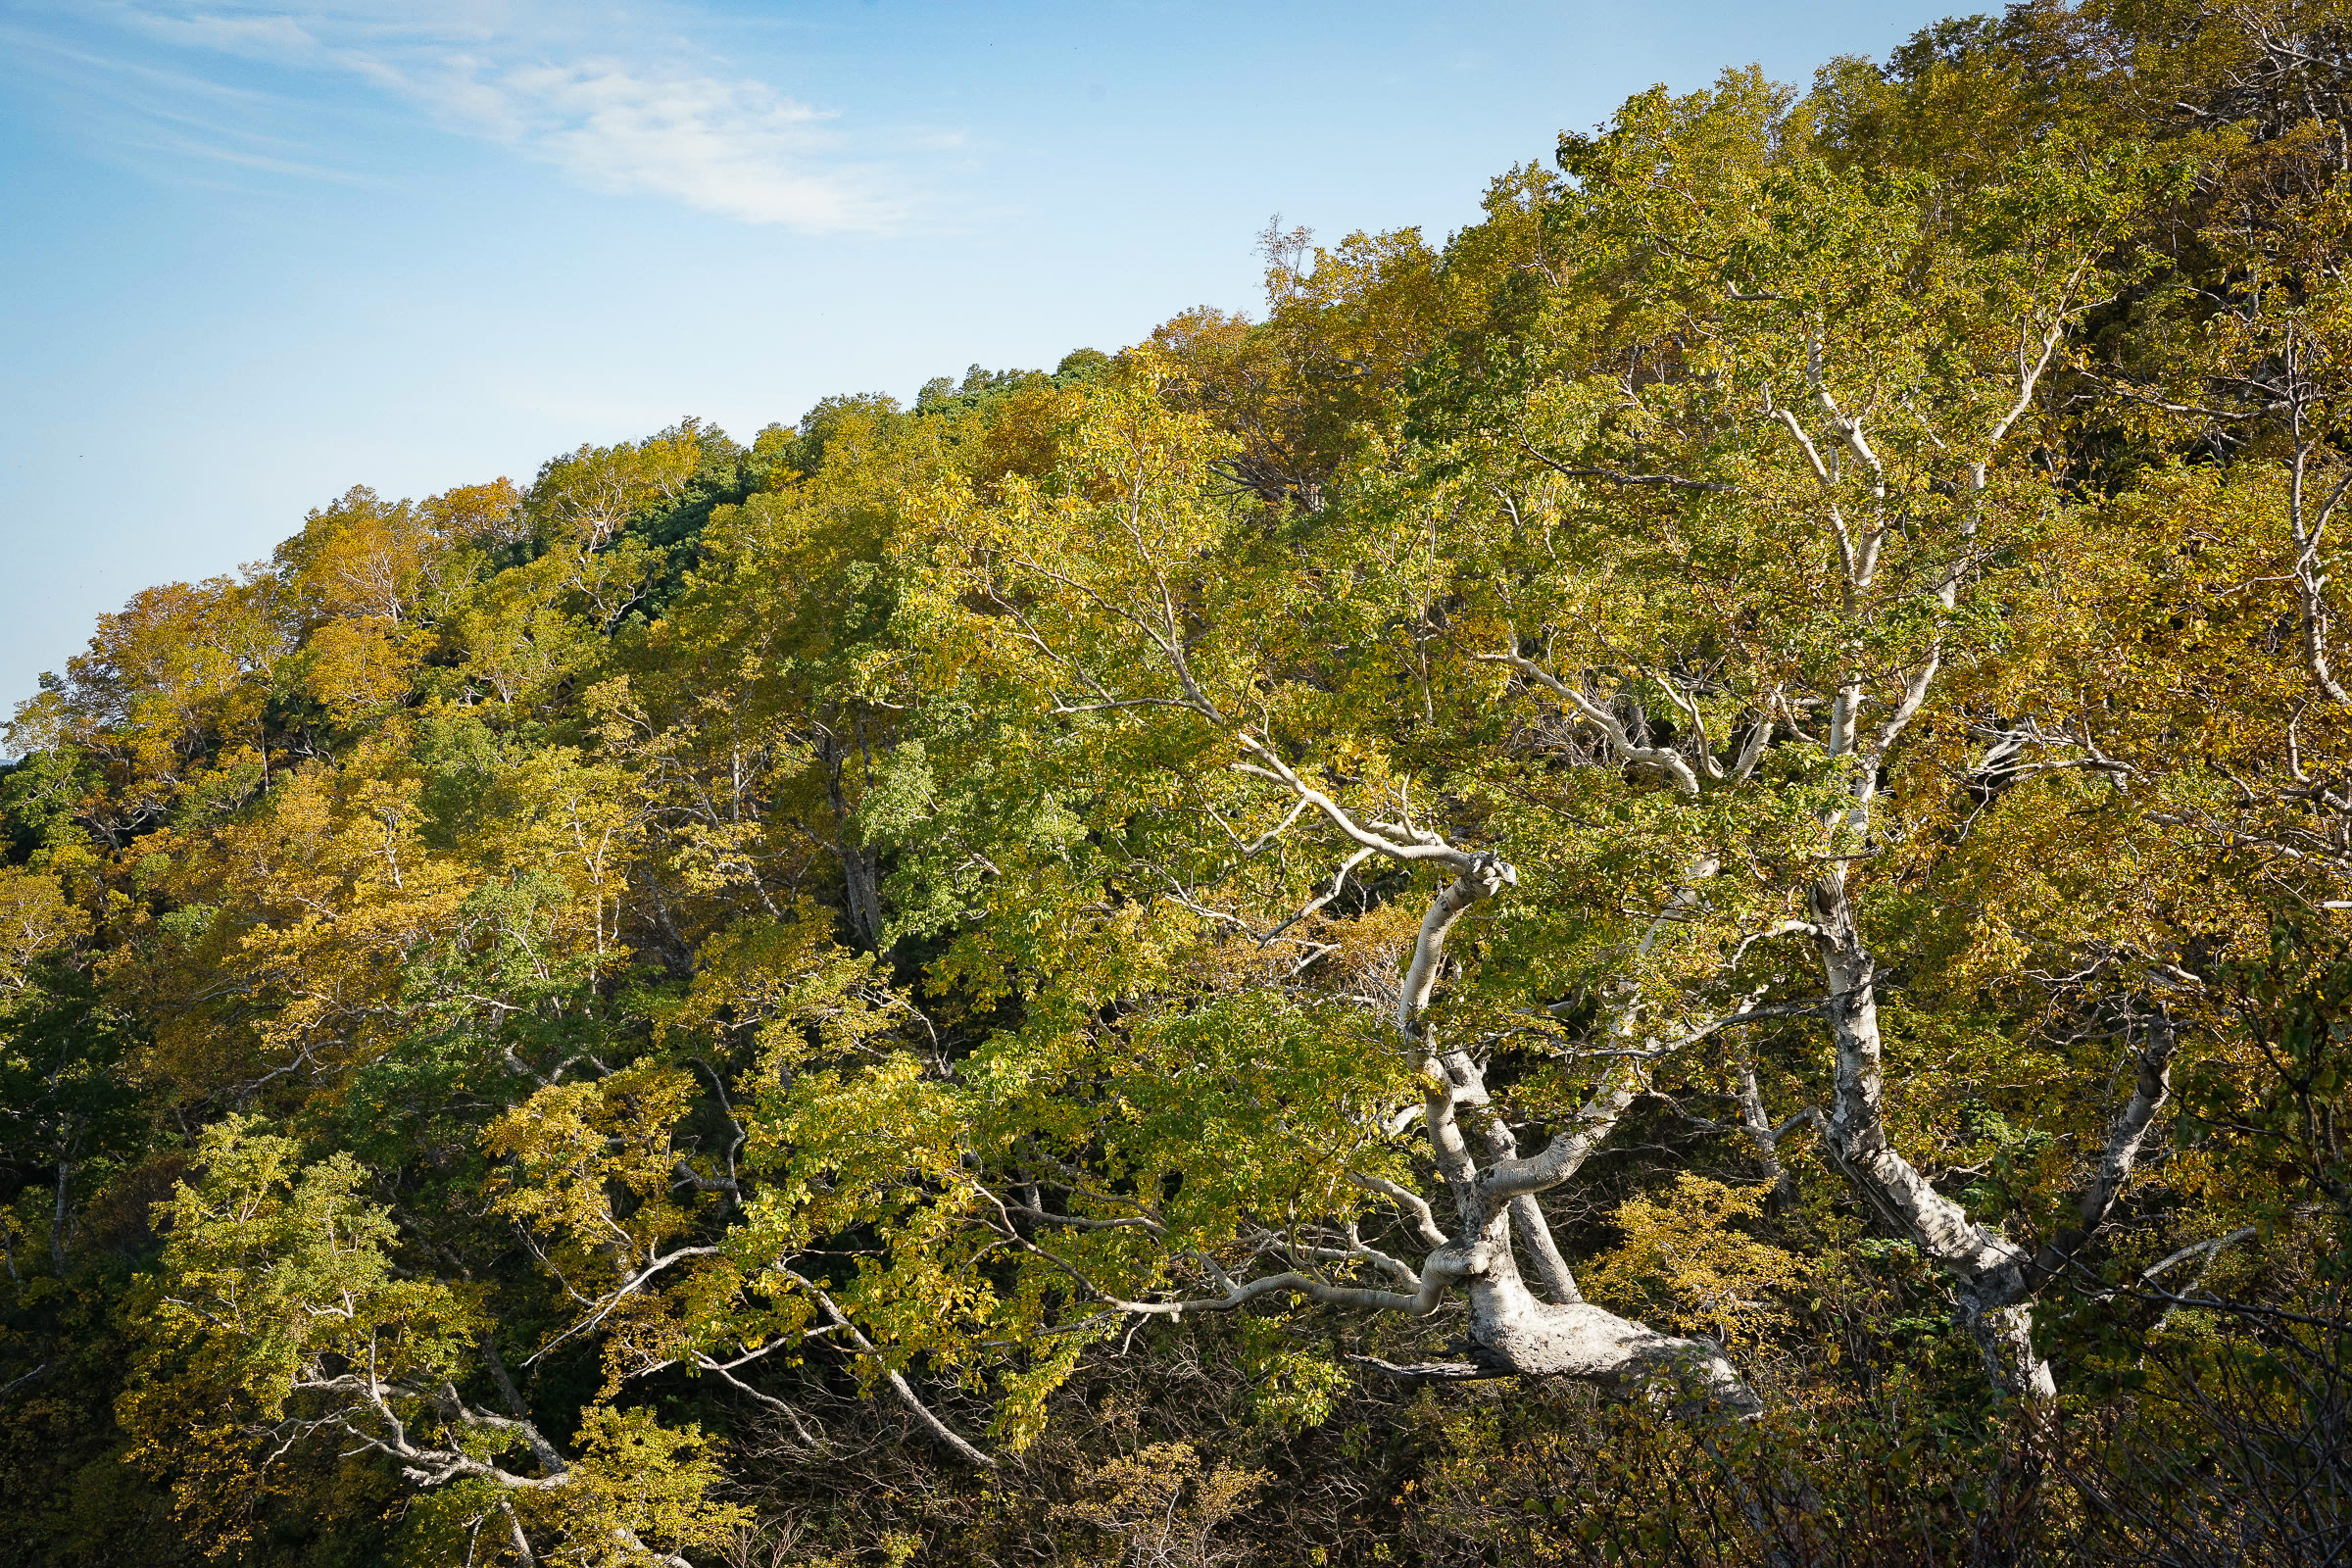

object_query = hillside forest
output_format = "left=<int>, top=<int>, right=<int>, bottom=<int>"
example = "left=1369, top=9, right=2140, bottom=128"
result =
left=7, top=3, right=2352, bottom=1563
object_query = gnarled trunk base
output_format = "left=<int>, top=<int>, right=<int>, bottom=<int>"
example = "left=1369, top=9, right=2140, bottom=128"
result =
left=1468, top=1274, right=1761, bottom=1416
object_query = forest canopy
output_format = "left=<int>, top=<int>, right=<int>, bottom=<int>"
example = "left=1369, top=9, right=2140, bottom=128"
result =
left=7, top=3, right=2352, bottom=1564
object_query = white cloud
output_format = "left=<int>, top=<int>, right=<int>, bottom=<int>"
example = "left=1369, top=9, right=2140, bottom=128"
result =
left=39, top=2, right=905, bottom=231
left=430, top=57, right=890, bottom=230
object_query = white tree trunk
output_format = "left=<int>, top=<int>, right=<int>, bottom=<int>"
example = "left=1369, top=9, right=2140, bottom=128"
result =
left=1809, top=868, right=2055, bottom=1402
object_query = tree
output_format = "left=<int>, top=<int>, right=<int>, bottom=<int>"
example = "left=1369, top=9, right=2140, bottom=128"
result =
left=122, top=1117, right=745, bottom=1565
left=18, top=12, right=2352, bottom=1561
left=766, top=72, right=2175, bottom=1417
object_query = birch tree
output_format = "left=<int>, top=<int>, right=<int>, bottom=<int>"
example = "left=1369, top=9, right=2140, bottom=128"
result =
left=439, top=82, right=2188, bottom=1466
left=782, top=74, right=2177, bottom=1417
left=1450, top=75, right=2173, bottom=1400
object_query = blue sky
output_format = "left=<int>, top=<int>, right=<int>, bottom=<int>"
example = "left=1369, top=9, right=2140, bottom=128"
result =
left=0, top=0, right=1964, bottom=716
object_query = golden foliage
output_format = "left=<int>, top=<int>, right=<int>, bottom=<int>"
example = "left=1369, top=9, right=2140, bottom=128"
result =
left=1586, top=1177, right=1809, bottom=1348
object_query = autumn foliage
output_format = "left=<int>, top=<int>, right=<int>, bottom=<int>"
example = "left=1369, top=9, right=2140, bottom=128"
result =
left=8, top=4, right=2352, bottom=1564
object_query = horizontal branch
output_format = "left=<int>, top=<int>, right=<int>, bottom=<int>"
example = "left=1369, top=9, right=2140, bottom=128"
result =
left=1345, top=1353, right=1514, bottom=1383
left=1234, top=736, right=1493, bottom=872
left=1512, top=440, right=1736, bottom=492
left=1476, top=652, right=1702, bottom=799
left=2141, top=1227, right=2257, bottom=1284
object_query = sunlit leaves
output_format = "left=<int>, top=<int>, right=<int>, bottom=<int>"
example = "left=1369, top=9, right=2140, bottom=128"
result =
left=0, top=865, right=88, bottom=994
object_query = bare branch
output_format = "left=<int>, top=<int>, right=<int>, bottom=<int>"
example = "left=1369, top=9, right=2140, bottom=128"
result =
left=779, top=1270, right=997, bottom=1468
left=1477, top=651, right=1702, bottom=798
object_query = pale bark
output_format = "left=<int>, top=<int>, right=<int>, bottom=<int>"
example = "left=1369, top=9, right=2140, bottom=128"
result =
left=1803, top=798, right=2184, bottom=1402
left=822, top=738, right=888, bottom=952
left=500, top=1498, right=539, bottom=1567
left=49, top=1155, right=71, bottom=1277
left=1759, top=296, right=2132, bottom=1404
left=1736, top=1065, right=1798, bottom=1212
left=1214, top=735, right=1761, bottom=1412
left=1806, top=850, right=2053, bottom=1400
left=2026, top=1010, right=2182, bottom=1290
left=272, top=1342, right=702, bottom=1565
left=782, top=1268, right=997, bottom=1467
left=2284, top=329, right=2352, bottom=704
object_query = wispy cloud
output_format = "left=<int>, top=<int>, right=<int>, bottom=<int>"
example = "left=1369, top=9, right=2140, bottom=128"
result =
left=427, top=56, right=881, bottom=229
left=1, top=23, right=370, bottom=192
left=19, top=2, right=907, bottom=231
